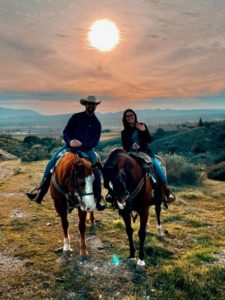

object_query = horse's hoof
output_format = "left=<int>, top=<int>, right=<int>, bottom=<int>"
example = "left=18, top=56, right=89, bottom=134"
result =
left=80, top=255, right=90, bottom=262
left=156, top=225, right=164, bottom=237
left=156, top=231, right=164, bottom=237
left=127, top=257, right=137, bottom=266
left=136, top=259, right=145, bottom=272
left=63, top=250, right=72, bottom=257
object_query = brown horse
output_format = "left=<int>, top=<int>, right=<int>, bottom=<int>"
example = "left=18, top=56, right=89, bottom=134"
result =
left=50, top=151, right=99, bottom=256
left=103, top=148, right=164, bottom=270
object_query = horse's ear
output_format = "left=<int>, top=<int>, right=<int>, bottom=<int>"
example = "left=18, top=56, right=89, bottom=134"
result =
left=92, top=161, right=103, bottom=172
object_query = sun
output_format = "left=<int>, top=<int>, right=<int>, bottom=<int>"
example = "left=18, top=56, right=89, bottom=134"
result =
left=88, top=19, right=120, bottom=52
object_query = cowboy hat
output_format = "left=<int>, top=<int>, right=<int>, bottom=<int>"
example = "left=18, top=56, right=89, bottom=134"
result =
left=80, top=95, right=101, bottom=105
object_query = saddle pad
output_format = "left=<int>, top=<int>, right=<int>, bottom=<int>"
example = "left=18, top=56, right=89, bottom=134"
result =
left=129, top=151, right=152, bottom=164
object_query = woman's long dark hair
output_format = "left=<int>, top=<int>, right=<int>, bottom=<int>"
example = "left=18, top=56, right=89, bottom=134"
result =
left=122, top=109, right=138, bottom=129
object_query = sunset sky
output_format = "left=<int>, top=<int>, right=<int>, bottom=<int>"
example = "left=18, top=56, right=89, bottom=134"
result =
left=0, top=0, right=225, bottom=115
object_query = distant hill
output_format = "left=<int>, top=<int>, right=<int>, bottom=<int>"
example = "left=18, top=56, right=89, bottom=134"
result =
left=0, top=107, right=41, bottom=119
left=0, top=107, right=225, bottom=132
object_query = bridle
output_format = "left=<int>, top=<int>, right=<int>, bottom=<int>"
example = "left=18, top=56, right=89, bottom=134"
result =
left=51, top=171, right=94, bottom=204
left=112, top=170, right=146, bottom=210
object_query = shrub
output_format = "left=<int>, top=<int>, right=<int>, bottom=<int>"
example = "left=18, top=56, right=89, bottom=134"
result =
left=23, top=135, right=41, bottom=145
left=214, top=151, right=225, bottom=164
left=153, top=128, right=165, bottom=139
left=207, top=161, right=225, bottom=181
left=162, top=153, right=203, bottom=186
left=191, top=141, right=206, bottom=153
left=218, top=133, right=225, bottom=142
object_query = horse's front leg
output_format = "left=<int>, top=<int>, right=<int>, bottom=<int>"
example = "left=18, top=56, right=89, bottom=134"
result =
left=78, top=208, right=88, bottom=256
left=58, top=208, right=72, bottom=253
left=137, top=208, right=149, bottom=271
left=122, top=211, right=136, bottom=265
left=155, top=204, right=164, bottom=237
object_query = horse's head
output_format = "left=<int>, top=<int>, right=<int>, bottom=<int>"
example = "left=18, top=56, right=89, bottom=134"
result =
left=111, top=169, right=130, bottom=210
left=72, top=158, right=99, bottom=211
left=103, top=148, right=144, bottom=210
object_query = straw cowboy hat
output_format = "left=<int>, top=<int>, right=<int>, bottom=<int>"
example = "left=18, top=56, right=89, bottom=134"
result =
left=80, top=95, right=101, bottom=105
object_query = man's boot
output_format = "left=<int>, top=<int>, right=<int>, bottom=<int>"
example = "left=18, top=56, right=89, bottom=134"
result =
left=93, top=168, right=106, bottom=211
left=26, top=173, right=51, bottom=204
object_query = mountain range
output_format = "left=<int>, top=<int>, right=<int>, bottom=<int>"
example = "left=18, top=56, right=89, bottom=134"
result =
left=1, top=107, right=225, bottom=131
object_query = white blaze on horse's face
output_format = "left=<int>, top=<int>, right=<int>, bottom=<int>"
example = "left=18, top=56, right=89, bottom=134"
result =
left=109, top=180, right=126, bottom=210
left=80, top=175, right=96, bottom=211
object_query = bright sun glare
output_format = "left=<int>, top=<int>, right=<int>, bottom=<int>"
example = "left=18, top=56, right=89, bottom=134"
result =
left=88, top=19, right=120, bottom=52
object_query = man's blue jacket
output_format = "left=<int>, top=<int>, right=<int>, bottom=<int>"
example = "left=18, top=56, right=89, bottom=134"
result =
left=63, top=111, right=101, bottom=151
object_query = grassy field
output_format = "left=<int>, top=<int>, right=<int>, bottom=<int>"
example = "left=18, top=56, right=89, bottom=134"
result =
left=0, top=160, right=225, bottom=299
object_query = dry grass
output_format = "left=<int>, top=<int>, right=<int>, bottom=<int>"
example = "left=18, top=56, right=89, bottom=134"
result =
left=0, top=160, right=225, bottom=299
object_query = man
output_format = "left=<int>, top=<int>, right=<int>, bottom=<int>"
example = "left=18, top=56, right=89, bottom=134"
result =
left=26, top=95, right=106, bottom=211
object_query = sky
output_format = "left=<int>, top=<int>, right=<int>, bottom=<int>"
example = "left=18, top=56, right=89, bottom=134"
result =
left=0, top=0, right=225, bottom=115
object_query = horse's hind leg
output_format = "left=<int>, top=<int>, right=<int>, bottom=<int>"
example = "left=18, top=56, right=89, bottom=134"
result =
left=78, top=209, right=88, bottom=256
left=86, top=211, right=95, bottom=226
left=155, top=204, right=164, bottom=237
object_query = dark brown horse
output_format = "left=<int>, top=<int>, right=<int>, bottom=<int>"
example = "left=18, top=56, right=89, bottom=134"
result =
left=50, top=151, right=99, bottom=256
left=103, top=148, right=164, bottom=270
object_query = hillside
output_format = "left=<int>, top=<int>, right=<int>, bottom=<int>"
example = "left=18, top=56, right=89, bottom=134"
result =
left=2, top=120, right=225, bottom=165
left=0, top=160, right=225, bottom=299
left=151, top=121, right=225, bottom=165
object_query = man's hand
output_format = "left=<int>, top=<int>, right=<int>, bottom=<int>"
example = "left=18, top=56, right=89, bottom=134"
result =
left=136, top=122, right=145, bottom=131
left=70, top=139, right=82, bottom=147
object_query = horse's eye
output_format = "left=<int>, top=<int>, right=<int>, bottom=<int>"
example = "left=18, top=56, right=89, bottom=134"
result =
left=82, top=181, right=86, bottom=187
left=79, top=180, right=85, bottom=188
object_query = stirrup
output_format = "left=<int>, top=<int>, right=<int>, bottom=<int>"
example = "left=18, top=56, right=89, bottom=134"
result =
left=26, top=192, right=38, bottom=200
left=167, top=191, right=176, bottom=204
left=96, top=196, right=106, bottom=211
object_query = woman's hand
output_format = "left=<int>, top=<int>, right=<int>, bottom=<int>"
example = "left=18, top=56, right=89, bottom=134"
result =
left=132, top=143, right=140, bottom=150
left=70, top=139, right=82, bottom=147
left=136, top=122, right=145, bottom=131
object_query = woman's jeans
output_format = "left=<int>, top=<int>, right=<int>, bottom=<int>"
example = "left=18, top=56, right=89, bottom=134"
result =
left=151, top=156, right=167, bottom=185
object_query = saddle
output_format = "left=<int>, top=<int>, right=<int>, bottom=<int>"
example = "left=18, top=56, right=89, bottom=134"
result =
left=129, top=150, right=157, bottom=184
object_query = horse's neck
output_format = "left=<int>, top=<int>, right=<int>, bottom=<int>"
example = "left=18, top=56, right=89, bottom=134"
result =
left=125, top=158, right=143, bottom=190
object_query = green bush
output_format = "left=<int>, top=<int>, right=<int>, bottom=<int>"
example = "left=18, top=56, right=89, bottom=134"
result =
left=162, top=153, right=203, bottom=186
left=191, top=141, right=206, bottom=153
left=23, top=135, right=41, bottom=145
left=153, top=128, right=165, bottom=139
left=214, top=151, right=225, bottom=164
left=207, top=161, right=225, bottom=181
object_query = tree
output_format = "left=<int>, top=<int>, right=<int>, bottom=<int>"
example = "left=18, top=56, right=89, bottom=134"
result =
left=198, top=118, right=203, bottom=127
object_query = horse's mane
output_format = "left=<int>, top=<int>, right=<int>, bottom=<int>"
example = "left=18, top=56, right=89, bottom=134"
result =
left=107, top=147, right=126, bottom=159
left=55, top=152, right=91, bottom=185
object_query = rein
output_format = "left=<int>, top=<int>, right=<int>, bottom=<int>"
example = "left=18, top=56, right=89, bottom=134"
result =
left=127, top=174, right=147, bottom=202
left=51, top=173, right=94, bottom=202
left=52, top=173, right=69, bottom=200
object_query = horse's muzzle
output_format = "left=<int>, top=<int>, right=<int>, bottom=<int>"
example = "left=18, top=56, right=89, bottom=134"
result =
left=117, top=198, right=126, bottom=210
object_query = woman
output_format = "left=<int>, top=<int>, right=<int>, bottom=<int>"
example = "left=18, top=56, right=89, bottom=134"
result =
left=121, top=109, right=175, bottom=204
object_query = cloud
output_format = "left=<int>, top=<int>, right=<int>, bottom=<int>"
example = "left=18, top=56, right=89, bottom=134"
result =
left=0, top=0, right=225, bottom=112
